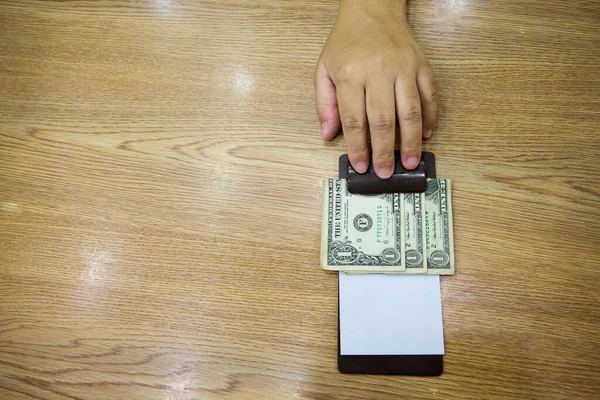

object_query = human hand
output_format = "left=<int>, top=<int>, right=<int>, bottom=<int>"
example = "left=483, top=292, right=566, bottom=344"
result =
left=315, top=0, right=437, bottom=177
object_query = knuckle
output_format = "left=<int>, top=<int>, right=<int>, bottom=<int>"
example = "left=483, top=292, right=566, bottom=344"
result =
left=401, top=106, right=422, bottom=123
left=342, top=117, right=367, bottom=134
left=373, top=151, right=394, bottom=167
left=370, top=55, right=384, bottom=69
left=424, top=90, right=438, bottom=104
left=371, top=114, right=395, bottom=133
left=341, top=62, right=356, bottom=77
left=347, top=141, right=369, bottom=156
left=316, top=108, right=328, bottom=121
left=335, top=62, right=360, bottom=83
left=316, top=100, right=331, bottom=113
left=403, top=138, right=421, bottom=153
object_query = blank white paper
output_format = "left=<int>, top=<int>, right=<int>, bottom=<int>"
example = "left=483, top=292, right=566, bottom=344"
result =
left=339, top=272, right=445, bottom=355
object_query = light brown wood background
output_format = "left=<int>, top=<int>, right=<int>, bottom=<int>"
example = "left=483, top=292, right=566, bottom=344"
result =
left=1, top=0, right=599, bottom=399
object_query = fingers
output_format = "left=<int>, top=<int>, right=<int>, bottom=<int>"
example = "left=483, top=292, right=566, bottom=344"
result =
left=318, top=61, right=435, bottom=174
left=395, top=76, right=422, bottom=170
left=336, top=84, right=369, bottom=173
left=315, top=62, right=341, bottom=141
left=417, top=66, right=438, bottom=139
left=366, top=80, right=396, bottom=179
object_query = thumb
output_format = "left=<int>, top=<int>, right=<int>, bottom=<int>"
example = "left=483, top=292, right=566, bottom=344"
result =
left=315, top=62, right=341, bottom=140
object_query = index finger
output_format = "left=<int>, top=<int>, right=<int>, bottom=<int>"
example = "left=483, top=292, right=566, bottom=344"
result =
left=337, top=84, right=369, bottom=173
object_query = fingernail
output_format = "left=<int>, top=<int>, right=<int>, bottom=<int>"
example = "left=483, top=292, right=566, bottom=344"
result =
left=405, top=156, right=419, bottom=170
left=355, top=160, right=368, bottom=173
left=321, top=122, right=329, bottom=137
left=424, top=129, right=432, bottom=139
left=377, top=167, right=393, bottom=179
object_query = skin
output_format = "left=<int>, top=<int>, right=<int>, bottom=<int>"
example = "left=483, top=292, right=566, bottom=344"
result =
left=315, top=0, right=438, bottom=178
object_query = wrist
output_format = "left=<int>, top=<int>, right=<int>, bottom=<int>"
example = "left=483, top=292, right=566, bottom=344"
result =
left=339, top=0, right=407, bottom=22
left=339, top=0, right=407, bottom=14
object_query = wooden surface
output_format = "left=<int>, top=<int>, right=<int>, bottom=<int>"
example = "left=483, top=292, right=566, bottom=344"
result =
left=1, top=0, right=599, bottom=399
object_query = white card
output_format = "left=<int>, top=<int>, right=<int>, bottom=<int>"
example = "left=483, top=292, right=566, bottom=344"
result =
left=339, top=272, right=445, bottom=355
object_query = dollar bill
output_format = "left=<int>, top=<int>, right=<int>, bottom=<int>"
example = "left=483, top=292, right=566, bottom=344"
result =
left=320, top=178, right=405, bottom=271
left=344, top=192, right=427, bottom=275
left=424, top=178, right=455, bottom=275
left=401, top=192, right=428, bottom=273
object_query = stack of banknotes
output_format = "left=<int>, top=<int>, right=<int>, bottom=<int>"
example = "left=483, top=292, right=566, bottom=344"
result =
left=321, top=178, right=455, bottom=275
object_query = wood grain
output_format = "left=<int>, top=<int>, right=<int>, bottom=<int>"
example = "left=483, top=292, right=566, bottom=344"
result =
left=1, top=0, right=599, bottom=399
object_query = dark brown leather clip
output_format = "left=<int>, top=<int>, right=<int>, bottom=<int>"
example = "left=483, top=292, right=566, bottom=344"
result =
left=338, top=151, right=436, bottom=194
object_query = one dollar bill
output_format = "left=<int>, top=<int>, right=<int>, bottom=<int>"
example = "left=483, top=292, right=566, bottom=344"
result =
left=424, top=178, right=455, bottom=275
left=401, top=192, right=428, bottom=273
left=344, top=192, right=427, bottom=275
left=320, top=179, right=405, bottom=272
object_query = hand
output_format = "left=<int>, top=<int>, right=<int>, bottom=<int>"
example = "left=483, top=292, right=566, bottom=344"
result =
left=315, top=0, right=437, bottom=177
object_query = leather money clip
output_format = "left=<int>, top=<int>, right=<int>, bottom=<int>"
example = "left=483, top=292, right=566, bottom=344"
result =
left=338, top=151, right=436, bottom=194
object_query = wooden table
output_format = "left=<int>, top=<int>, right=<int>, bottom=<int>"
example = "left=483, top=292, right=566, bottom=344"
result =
left=1, top=1, right=599, bottom=399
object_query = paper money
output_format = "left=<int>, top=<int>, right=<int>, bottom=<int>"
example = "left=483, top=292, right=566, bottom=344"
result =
left=320, top=178, right=405, bottom=272
left=344, top=192, right=427, bottom=275
left=401, top=192, right=428, bottom=274
left=424, top=178, right=455, bottom=275
left=321, top=178, right=455, bottom=275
